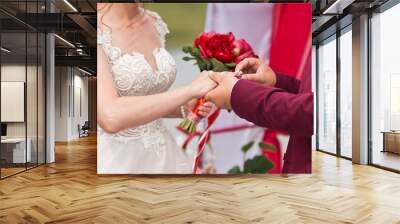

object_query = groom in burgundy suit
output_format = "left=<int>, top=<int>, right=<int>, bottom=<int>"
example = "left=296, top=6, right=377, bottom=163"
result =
left=205, top=57, right=313, bottom=173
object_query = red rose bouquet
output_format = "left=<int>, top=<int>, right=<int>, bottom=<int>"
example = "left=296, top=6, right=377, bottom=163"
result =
left=180, top=32, right=258, bottom=133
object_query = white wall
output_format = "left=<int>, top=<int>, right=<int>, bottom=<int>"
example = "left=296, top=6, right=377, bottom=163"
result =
left=1, top=65, right=26, bottom=139
left=1, top=65, right=38, bottom=138
left=55, top=66, right=68, bottom=141
left=54, top=67, right=89, bottom=141
left=1, top=63, right=46, bottom=164
left=70, top=73, right=89, bottom=139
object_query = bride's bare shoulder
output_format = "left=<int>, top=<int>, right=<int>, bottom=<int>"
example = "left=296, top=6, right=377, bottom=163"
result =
left=144, top=9, right=169, bottom=38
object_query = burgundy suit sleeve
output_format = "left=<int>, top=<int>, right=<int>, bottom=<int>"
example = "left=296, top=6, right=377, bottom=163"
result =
left=231, top=79, right=313, bottom=137
left=275, top=73, right=300, bottom=94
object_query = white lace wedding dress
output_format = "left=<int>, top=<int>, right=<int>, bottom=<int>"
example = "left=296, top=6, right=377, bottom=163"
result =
left=97, top=10, right=192, bottom=174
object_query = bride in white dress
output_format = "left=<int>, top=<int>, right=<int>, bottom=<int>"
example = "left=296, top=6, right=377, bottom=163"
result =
left=97, top=3, right=216, bottom=174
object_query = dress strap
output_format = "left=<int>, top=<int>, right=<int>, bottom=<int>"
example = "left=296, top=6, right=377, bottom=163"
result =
left=97, top=28, right=121, bottom=63
left=145, top=10, right=170, bottom=48
left=97, top=28, right=109, bottom=46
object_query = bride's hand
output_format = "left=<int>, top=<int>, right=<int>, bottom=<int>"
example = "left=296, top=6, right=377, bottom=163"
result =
left=187, top=99, right=214, bottom=118
left=188, top=71, right=217, bottom=98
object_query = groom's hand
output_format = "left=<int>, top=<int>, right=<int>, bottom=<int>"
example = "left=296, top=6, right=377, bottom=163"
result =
left=205, top=72, right=238, bottom=109
left=235, top=58, right=277, bottom=87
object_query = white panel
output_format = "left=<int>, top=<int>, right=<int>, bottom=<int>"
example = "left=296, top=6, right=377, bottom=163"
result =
left=1, top=82, right=25, bottom=122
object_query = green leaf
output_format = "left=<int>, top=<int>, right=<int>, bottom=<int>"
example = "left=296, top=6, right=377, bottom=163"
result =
left=183, top=46, right=201, bottom=58
left=197, top=59, right=208, bottom=72
left=241, top=141, right=254, bottom=154
left=243, top=155, right=274, bottom=174
left=258, top=142, right=276, bottom=152
left=204, top=59, right=212, bottom=70
left=191, top=47, right=201, bottom=57
left=225, top=62, right=236, bottom=68
left=182, top=56, right=195, bottom=61
left=209, top=58, right=229, bottom=72
left=227, top=165, right=242, bottom=174
left=182, top=46, right=193, bottom=53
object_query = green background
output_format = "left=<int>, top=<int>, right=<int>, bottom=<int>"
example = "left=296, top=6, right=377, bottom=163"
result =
left=144, top=3, right=207, bottom=49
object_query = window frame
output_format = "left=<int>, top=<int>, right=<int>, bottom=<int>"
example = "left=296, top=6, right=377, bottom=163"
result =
left=0, top=0, right=47, bottom=180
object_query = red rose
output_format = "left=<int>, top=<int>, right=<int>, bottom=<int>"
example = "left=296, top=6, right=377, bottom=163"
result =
left=233, top=39, right=258, bottom=64
left=234, top=52, right=258, bottom=65
left=233, top=39, right=253, bottom=56
left=194, top=32, right=236, bottom=63
left=194, top=32, right=216, bottom=58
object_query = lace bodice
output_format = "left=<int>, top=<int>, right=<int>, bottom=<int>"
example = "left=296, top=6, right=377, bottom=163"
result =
left=98, top=9, right=177, bottom=147
left=97, top=10, right=177, bottom=97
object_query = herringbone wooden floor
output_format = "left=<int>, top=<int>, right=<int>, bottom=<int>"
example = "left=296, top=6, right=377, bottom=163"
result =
left=1, top=135, right=400, bottom=224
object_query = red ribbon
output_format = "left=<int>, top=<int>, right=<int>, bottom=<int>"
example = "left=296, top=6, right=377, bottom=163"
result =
left=177, top=110, right=263, bottom=174
left=192, top=108, right=220, bottom=174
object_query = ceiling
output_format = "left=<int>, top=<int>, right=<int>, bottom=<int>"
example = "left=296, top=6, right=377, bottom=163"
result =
left=312, top=0, right=391, bottom=44
left=0, top=0, right=96, bottom=75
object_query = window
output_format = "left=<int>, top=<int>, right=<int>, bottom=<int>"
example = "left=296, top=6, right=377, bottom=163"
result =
left=370, top=2, right=400, bottom=171
left=339, top=28, right=352, bottom=158
left=312, top=45, right=317, bottom=150
left=317, top=36, right=337, bottom=154
left=0, top=1, right=46, bottom=179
